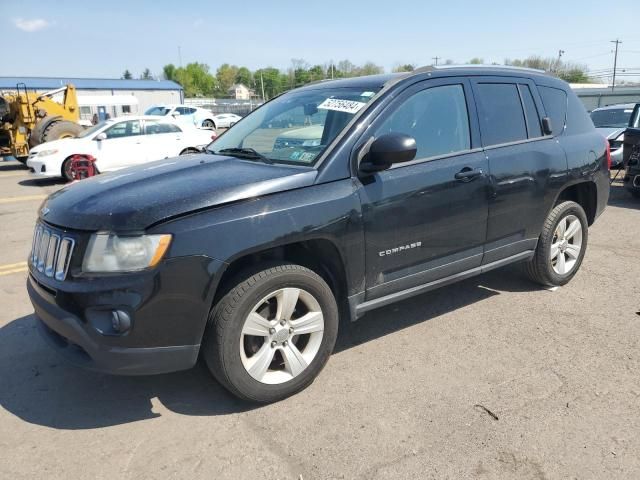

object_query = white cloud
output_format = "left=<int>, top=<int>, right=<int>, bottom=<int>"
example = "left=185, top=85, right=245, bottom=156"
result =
left=14, top=18, right=50, bottom=32
left=193, top=19, right=204, bottom=28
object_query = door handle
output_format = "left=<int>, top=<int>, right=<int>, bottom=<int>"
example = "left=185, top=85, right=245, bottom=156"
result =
left=454, top=167, right=483, bottom=182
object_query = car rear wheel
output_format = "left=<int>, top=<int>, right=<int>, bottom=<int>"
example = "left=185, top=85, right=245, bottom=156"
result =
left=202, top=263, right=338, bottom=403
left=179, top=148, right=200, bottom=155
left=525, top=200, right=588, bottom=286
left=202, top=119, right=215, bottom=129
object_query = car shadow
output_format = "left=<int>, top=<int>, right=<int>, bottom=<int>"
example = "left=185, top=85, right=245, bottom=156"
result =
left=0, top=267, right=537, bottom=430
left=0, top=162, right=29, bottom=172
left=608, top=182, right=640, bottom=210
left=18, top=178, right=67, bottom=187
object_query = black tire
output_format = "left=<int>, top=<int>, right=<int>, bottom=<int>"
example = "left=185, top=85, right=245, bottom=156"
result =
left=202, top=263, right=339, bottom=403
left=41, top=120, right=84, bottom=144
left=202, top=119, right=216, bottom=129
left=61, top=156, right=75, bottom=181
left=179, top=148, right=200, bottom=155
left=524, top=201, right=588, bottom=287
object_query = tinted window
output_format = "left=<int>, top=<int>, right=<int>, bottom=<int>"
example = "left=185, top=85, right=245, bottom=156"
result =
left=176, top=107, right=197, bottom=115
left=475, top=83, right=527, bottom=146
left=538, top=86, right=567, bottom=136
left=104, top=120, right=141, bottom=139
left=145, top=121, right=182, bottom=134
left=518, top=84, right=542, bottom=138
left=144, top=106, right=170, bottom=116
left=565, top=92, right=595, bottom=135
left=375, top=84, right=470, bottom=159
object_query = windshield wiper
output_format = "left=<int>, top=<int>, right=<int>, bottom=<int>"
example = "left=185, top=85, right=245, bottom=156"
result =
left=213, top=147, right=273, bottom=164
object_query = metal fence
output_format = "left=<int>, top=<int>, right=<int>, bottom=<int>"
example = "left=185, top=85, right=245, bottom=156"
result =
left=184, top=98, right=263, bottom=117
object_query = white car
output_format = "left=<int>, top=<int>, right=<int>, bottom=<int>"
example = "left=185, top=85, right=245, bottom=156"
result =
left=144, top=104, right=217, bottom=129
left=211, top=113, right=242, bottom=129
left=27, top=116, right=215, bottom=181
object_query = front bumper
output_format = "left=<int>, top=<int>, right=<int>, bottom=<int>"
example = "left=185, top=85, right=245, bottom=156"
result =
left=26, top=156, right=61, bottom=178
left=27, top=254, right=226, bottom=375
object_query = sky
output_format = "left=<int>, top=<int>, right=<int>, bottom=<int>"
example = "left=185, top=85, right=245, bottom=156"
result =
left=2, top=0, right=639, bottom=84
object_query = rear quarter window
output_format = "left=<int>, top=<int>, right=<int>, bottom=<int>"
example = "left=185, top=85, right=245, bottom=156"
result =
left=538, top=86, right=567, bottom=136
left=564, top=92, right=595, bottom=135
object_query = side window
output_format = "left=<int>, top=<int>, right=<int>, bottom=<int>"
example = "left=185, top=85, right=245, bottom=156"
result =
left=374, top=84, right=471, bottom=160
left=186, top=107, right=197, bottom=115
left=104, top=120, right=142, bottom=139
left=176, top=107, right=196, bottom=115
left=518, top=84, right=542, bottom=138
left=145, top=121, right=182, bottom=134
left=538, top=86, right=567, bottom=136
left=475, top=83, right=527, bottom=146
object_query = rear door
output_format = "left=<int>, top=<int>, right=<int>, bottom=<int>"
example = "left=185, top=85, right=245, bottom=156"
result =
left=470, top=77, right=568, bottom=264
left=94, top=119, right=145, bottom=171
left=357, top=78, right=490, bottom=300
left=143, top=120, right=184, bottom=161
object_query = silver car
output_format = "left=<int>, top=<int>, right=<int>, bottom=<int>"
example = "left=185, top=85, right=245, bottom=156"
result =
left=590, top=103, right=639, bottom=168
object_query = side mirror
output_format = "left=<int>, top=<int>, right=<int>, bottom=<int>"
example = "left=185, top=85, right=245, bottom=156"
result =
left=172, top=111, right=181, bottom=117
left=359, top=133, right=417, bottom=173
left=541, top=117, right=553, bottom=136
left=95, top=132, right=107, bottom=141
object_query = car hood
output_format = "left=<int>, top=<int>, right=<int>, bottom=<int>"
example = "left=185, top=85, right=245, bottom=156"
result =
left=41, top=154, right=317, bottom=231
left=30, top=137, right=85, bottom=154
left=595, top=127, right=626, bottom=139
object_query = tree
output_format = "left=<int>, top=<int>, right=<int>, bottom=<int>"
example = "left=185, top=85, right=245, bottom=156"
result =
left=254, top=67, right=286, bottom=100
left=504, top=56, right=590, bottom=83
left=163, top=64, right=177, bottom=81
left=141, top=68, right=153, bottom=80
left=468, top=57, right=484, bottom=65
left=356, top=62, right=384, bottom=76
left=393, top=64, right=415, bottom=72
left=122, top=69, right=132, bottom=80
left=308, top=65, right=325, bottom=81
left=235, top=67, right=253, bottom=87
left=216, top=64, right=239, bottom=94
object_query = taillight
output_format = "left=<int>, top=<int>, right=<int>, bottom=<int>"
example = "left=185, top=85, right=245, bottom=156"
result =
left=211, top=134, right=217, bottom=140
left=605, top=140, right=611, bottom=170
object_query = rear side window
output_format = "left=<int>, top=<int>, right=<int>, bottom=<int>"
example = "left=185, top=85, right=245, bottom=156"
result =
left=538, top=86, right=567, bottom=136
left=475, top=83, right=527, bottom=146
left=518, top=85, right=542, bottom=138
left=375, top=84, right=471, bottom=159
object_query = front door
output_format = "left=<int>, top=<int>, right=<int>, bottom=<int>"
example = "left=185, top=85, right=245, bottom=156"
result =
left=94, top=119, right=145, bottom=171
left=357, top=79, right=490, bottom=301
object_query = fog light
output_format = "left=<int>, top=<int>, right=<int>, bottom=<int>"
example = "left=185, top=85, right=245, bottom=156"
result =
left=111, top=310, right=132, bottom=333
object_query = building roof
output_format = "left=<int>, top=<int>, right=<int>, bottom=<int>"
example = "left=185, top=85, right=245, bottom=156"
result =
left=0, top=76, right=182, bottom=91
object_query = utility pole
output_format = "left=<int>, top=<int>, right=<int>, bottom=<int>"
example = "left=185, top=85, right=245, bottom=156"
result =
left=611, top=39, right=622, bottom=92
left=432, top=56, right=440, bottom=66
left=556, top=49, right=565, bottom=72
left=260, top=73, right=266, bottom=102
left=178, top=46, right=182, bottom=67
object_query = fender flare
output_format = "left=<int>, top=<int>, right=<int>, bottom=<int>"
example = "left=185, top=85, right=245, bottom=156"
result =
left=29, top=115, right=63, bottom=147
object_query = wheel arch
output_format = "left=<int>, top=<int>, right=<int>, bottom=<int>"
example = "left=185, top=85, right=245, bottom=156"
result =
left=211, top=238, right=350, bottom=321
left=552, top=181, right=598, bottom=225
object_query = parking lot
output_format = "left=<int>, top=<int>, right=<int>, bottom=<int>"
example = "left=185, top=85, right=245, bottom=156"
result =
left=0, top=159, right=638, bottom=479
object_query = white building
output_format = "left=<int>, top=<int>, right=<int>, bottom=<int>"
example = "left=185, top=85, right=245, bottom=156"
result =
left=0, top=76, right=184, bottom=122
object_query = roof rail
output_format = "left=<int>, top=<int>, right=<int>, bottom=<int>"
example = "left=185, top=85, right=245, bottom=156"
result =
left=413, top=64, right=546, bottom=74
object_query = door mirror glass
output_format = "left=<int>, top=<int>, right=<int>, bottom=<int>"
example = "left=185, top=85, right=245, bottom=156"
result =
left=95, top=132, right=107, bottom=141
left=541, top=117, right=553, bottom=135
left=360, top=133, right=417, bottom=173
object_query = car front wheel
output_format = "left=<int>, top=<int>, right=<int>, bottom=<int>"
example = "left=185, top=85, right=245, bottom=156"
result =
left=202, top=263, right=338, bottom=403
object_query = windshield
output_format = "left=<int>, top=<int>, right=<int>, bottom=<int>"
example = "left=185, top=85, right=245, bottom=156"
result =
left=206, top=87, right=379, bottom=165
left=76, top=121, right=109, bottom=138
left=591, top=108, right=633, bottom=128
left=144, top=106, right=171, bottom=116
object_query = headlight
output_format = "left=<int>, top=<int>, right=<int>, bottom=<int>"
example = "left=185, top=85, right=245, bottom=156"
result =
left=37, top=149, right=58, bottom=157
left=82, top=233, right=172, bottom=273
left=302, top=139, right=321, bottom=147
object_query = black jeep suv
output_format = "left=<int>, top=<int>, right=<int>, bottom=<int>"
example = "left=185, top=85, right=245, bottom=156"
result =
left=28, top=66, right=609, bottom=402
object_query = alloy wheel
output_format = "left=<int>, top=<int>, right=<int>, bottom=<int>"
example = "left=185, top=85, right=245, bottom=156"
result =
left=550, top=214, right=583, bottom=275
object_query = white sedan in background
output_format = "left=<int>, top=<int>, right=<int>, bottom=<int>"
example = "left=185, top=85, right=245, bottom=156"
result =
left=211, top=113, right=242, bottom=129
left=27, top=116, right=216, bottom=181
left=144, top=105, right=218, bottom=129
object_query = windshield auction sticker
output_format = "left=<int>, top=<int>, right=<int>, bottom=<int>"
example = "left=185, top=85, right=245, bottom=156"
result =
left=318, top=98, right=367, bottom=114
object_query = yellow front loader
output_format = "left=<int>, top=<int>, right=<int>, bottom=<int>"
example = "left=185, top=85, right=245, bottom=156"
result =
left=0, top=83, right=84, bottom=162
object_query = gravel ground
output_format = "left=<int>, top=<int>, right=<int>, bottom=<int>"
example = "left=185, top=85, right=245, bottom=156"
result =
left=0, top=159, right=639, bottom=479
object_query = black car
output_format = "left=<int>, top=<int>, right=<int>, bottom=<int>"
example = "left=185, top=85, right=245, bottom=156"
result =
left=622, top=104, right=640, bottom=198
left=28, top=66, right=610, bottom=402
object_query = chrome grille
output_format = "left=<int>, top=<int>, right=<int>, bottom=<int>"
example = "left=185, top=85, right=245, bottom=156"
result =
left=30, top=223, right=75, bottom=281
